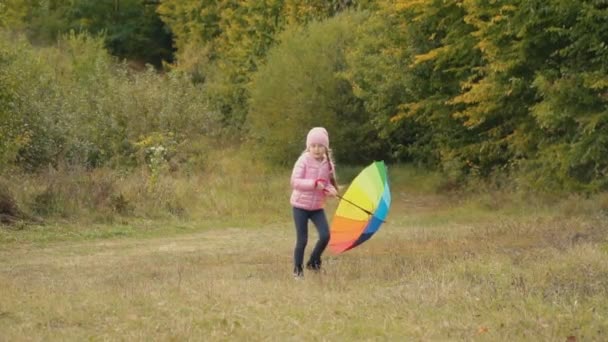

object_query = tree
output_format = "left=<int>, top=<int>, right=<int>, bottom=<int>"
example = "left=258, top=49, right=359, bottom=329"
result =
left=247, top=12, right=387, bottom=165
left=1, top=0, right=173, bottom=67
left=0, top=0, right=29, bottom=30
left=158, top=0, right=365, bottom=131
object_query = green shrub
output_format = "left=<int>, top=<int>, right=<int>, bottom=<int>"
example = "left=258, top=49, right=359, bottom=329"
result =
left=0, top=179, right=20, bottom=224
left=0, top=29, right=220, bottom=172
left=247, top=12, right=388, bottom=165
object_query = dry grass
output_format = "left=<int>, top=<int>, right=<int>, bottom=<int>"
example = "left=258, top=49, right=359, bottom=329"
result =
left=1, top=200, right=607, bottom=341
left=1, top=162, right=607, bottom=340
left=0, top=147, right=289, bottom=228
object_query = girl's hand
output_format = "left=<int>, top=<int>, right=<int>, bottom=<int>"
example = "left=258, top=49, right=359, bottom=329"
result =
left=324, top=187, right=338, bottom=197
left=315, top=179, right=328, bottom=190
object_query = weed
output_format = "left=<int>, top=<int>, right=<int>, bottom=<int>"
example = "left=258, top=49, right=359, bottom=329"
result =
left=0, top=180, right=20, bottom=224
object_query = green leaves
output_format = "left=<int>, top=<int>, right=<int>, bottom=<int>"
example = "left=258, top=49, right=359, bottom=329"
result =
left=358, top=0, right=608, bottom=190
left=247, top=12, right=385, bottom=165
left=1, top=0, right=607, bottom=192
left=0, top=30, right=219, bottom=171
left=2, top=0, right=173, bottom=67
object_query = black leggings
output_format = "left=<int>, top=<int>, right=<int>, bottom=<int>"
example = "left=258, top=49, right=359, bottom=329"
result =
left=292, top=207, right=330, bottom=270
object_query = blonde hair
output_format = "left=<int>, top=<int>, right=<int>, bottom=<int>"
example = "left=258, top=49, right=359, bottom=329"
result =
left=304, top=146, right=338, bottom=190
left=326, top=148, right=338, bottom=190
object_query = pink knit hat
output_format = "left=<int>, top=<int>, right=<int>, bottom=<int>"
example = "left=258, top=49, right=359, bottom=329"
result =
left=306, top=127, right=329, bottom=148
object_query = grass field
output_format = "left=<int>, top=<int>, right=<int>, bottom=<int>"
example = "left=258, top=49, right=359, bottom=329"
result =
left=1, top=167, right=607, bottom=341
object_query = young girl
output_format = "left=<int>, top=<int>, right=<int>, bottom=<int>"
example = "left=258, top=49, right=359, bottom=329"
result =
left=290, top=127, right=338, bottom=278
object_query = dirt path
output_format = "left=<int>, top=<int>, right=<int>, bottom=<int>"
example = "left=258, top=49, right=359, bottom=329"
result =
left=0, top=226, right=293, bottom=272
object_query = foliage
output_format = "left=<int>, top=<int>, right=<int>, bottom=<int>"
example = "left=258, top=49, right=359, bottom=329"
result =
left=1, top=0, right=173, bottom=67
left=344, top=7, right=434, bottom=165
left=247, top=12, right=388, bottom=165
left=66, top=0, right=174, bottom=66
left=2, top=0, right=608, bottom=193
left=0, top=178, right=21, bottom=223
left=158, top=0, right=282, bottom=130
left=157, top=0, right=366, bottom=132
left=0, top=0, right=29, bottom=30
left=345, top=0, right=608, bottom=191
left=0, top=31, right=62, bottom=171
left=349, top=0, right=488, bottom=176
left=521, top=0, right=608, bottom=191
left=448, top=0, right=608, bottom=191
left=0, top=30, right=219, bottom=172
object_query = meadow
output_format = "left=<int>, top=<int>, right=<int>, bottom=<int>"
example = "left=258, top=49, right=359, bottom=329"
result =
left=1, top=161, right=607, bottom=341
left=2, top=2, right=608, bottom=340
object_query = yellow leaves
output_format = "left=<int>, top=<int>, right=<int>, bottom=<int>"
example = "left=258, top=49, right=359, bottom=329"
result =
left=413, top=49, right=440, bottom=65
left=450, top=77, right=502, bottom=128
left=282, top=0, right=332, bottom=25
left=474, top=37, right=515, bottom=71
left=583, top=72, right=608, bottom=90
left=134, top=132, right=174, bottom=150
left=412, top=46, right=448, bottom=65
left=381, top=47, right=402, bottom=58
left=390, top=112, right=406, bottom=123
left=452, top=78, right=494, bottom=105
left=491, top=14, right=505, bottom=23
left=0, top=0, right=29, bottom=29
left=390, top=102, right=424, bottom=123
left=577, top=112, right=605, bottom=134
left=393, top=0, right=428, bottom=12
left=500, top=5, right=517, bottom=13
left=476, top=39, right=492, bottom=54
left=350, top=81, right=365, bottom=98
left=78, top=18, right=92, bottom=28
left=15, top=130, right=31, bottom=147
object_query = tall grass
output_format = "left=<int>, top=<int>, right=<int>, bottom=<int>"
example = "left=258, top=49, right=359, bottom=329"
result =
left=1, top=156, right=607, bottom=340
left=0, top=147, right=292, bottom=241
left=3, top=157, right=608, bottom=241
left=0, top=198, right=606, bottom=340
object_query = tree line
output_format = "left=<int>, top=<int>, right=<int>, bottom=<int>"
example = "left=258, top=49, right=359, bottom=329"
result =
left=1, top=0, right=606, bottom=192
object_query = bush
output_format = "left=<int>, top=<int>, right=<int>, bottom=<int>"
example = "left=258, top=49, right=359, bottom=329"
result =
left=0, top=29, right=220, bottom=172
left=0, top=179, right=20, bottom=224
left=247, top=12, right=388, bottom=165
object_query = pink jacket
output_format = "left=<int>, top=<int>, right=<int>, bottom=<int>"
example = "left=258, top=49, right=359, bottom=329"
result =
left=290, top=152, right=337, bottom=210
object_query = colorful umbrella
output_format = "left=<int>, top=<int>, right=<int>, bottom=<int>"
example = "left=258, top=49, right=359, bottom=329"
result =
left=329, top=161, right=391, bottom=254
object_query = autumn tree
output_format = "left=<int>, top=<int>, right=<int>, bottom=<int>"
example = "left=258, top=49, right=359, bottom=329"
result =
left=247, top=12, right=388, bottom=165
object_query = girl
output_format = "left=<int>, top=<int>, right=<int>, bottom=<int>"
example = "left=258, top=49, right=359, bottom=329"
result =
left=290, top=127, right=338, bottom=279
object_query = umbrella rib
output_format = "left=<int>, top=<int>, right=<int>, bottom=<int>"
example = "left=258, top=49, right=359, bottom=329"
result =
left=336, top=194, right=371, bottom=215
left=336, top=194, right=387, bottom=223
left=329, top=161, right=391, bottom=254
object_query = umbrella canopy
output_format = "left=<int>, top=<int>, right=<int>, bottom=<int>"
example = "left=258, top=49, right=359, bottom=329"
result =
left=329, top=161, right=391, bottom=254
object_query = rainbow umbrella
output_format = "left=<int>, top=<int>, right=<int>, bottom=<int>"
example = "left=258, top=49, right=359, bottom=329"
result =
left=329, top=161, right=391, bottom=254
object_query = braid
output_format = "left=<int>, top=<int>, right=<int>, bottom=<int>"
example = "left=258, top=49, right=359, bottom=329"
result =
left=326, top=148, right=339, bottom=191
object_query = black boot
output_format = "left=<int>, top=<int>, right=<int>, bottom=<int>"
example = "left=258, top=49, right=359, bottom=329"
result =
left=306, top=259, right=321, bottom=271
left=293, top=265, right=304, bottom=279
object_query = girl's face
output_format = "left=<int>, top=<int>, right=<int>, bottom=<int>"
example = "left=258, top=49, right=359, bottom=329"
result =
left=309, top=143, right=326, bottom=161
